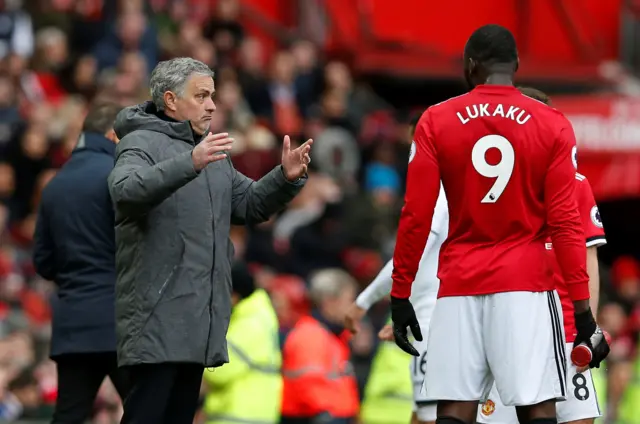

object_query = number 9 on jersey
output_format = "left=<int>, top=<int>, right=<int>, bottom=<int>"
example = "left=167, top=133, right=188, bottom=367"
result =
left=471, top=135, right=515, bottom=203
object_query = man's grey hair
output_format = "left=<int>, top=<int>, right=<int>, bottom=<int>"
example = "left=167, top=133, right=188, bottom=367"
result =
left=149, top=57, right=214, bottom=110
left=308, top=268, right=358, bottom=305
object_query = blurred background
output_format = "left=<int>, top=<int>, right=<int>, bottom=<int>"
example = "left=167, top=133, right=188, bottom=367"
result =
left=0, top=0, right=639, bottom=422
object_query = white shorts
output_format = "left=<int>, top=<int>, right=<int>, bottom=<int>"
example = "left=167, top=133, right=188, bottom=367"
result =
left=424, top=291, right=567, bottom=406
left=477, top=343, right=602, bottom=423
left=409, top=328, right=437, bottom=422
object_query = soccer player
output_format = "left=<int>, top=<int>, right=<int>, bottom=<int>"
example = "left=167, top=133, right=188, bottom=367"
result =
left=477, top=88, right=607, bottom=424
left=389, top=24, right=610, bottom=424
left=344, top=114, right=448, bottom=424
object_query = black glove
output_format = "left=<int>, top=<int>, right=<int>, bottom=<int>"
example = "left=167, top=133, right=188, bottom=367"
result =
left=574, top=308, right=610, bottom=368
left=390, top=296, right=423, bottom=356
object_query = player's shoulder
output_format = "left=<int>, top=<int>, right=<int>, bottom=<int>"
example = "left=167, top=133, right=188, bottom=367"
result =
left=575, top=172, right=595, bottom=197
left=575, top=172, right=588, bottom=183
left=427, top=92, right=472, bottom=114
left=574, top=172, right=599, bottom=208
left=519, top=95, right=572, bottom=127
left=417, top=92, right=474, bottom=130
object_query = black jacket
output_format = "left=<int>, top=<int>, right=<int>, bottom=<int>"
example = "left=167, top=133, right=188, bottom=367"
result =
left=33, top=132, right=117, bottom=357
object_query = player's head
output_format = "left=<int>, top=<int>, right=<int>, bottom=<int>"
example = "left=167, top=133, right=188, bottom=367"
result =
left=517, top=86, right=551, bottom=106
left=463, top=24, right=518, bottom=89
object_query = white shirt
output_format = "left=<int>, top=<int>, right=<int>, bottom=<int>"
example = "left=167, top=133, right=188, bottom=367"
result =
left=356, top=185, right=449, bottom=329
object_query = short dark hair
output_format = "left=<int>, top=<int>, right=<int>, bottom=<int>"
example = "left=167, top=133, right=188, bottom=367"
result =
left=517, top=86, right=551, bottom=106
left=464, top=24, right=518, bottom=67
left=231, top=261, right=255, bottom=299
left=82, top=102, right=121, bottom=135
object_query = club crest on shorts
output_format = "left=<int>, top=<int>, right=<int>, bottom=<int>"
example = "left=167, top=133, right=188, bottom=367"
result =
left=590, top=205, right=603, bottom=228
left=481, top=399, right=495, bottom=416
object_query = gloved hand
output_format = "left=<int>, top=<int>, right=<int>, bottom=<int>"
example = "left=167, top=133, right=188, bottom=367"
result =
left=390, top=296, right=423, bottom=356
left=574, top=308, right=610, bottom=368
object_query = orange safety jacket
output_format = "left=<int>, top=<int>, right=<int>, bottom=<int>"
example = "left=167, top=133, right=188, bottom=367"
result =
left=281, top=315, right=359, bottom=420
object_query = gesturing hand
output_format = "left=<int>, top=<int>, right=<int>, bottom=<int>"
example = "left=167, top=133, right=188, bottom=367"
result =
left=344, top=303, right=367, bottom=334
left=281, top=135, right=313, bottom=181
left=192, top=132, right=234, bottom=171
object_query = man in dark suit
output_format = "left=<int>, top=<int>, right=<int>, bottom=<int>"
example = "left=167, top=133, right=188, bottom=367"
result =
left=33, top=102, right=128, bottom=424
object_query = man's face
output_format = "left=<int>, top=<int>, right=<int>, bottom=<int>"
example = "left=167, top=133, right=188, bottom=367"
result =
left=172, top=74, right=216, bottom=136
left=324, top=285, right=356, bottom=323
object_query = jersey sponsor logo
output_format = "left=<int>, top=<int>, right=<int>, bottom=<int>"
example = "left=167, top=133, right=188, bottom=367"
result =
left=480, top=399, right=495, bottom=416
left=590, top=206, right=603, bottom=228
left=572, top=145, right=578, bottom=170
left=409, top=141, right=416, bottom=163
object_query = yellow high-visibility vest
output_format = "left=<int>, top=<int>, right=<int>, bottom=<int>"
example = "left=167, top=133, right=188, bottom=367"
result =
left=361, top=333, right=413, bottom=424
left=618, top=356, right=640, bottom=424
left=203, top=289, right=282, bottom=424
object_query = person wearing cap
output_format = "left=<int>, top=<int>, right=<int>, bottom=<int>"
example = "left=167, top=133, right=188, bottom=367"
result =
left=202, top=261, right=282, bottom=424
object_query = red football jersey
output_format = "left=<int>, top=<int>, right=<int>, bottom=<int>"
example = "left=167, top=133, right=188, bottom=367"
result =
left=391, top=85, right=589, bottom=300
left=553, top=173, right=606, bottom=342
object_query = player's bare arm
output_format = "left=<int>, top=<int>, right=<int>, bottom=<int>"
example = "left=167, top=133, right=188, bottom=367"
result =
left=574, top=247, right=603, bottom=375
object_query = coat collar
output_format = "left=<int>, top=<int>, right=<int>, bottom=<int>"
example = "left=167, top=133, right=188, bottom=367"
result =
left=73, top=132, right=116, bottom=157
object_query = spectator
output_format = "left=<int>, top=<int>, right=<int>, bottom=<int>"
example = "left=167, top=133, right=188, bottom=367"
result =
left=92, top=9, right=158, bottom=75
left=203, top=0, right=244, bottom=64
left=288, top=202, right=348, bottom=278
left=202, top=261, right=282, bottom=424
left=360, top=322, right=413, bottom=424
left=267, top=50, right=304, bottom=136
left=281, top=268, right=359, bottom=424
left=32, top=102, right=129, bottom=423
left=0, top=2, right=33, bottom=61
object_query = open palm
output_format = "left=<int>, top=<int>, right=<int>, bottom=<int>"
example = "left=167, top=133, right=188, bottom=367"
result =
left=281, top=135, right=313, bottom=181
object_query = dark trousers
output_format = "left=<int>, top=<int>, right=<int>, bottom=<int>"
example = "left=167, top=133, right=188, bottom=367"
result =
left=120, top=363, right=204, bottom=424
left=280, top=417, right=354, bottom=424
left=52, top=352, right=129, bottom=424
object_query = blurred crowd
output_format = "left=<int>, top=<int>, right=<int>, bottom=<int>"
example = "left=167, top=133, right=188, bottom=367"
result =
left=0, top=0, right=638, bottom=423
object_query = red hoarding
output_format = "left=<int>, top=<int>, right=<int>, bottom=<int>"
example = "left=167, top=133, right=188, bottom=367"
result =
left=553, top=95, right=640, bottom=200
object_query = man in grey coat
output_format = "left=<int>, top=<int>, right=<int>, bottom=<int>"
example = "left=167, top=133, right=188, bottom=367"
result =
left=108, top=57, right=312, bottom=424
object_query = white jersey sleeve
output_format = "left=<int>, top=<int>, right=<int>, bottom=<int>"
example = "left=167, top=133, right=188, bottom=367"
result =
left=355, top=185, right=449, bottom=311
left=355, top=259, right=393, bottom=310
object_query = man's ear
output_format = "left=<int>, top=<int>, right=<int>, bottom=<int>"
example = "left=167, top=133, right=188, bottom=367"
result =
left=163, top=91, right=178, bottom=112
left=468, top=58, right=477, bottom=76
left=515, top=56, right=519, bottom=72
left=105, top=129, right=119, bottom=144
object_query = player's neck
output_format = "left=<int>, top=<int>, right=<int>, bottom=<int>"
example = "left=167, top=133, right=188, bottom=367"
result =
left=484, top=73, right=513, bottom=86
